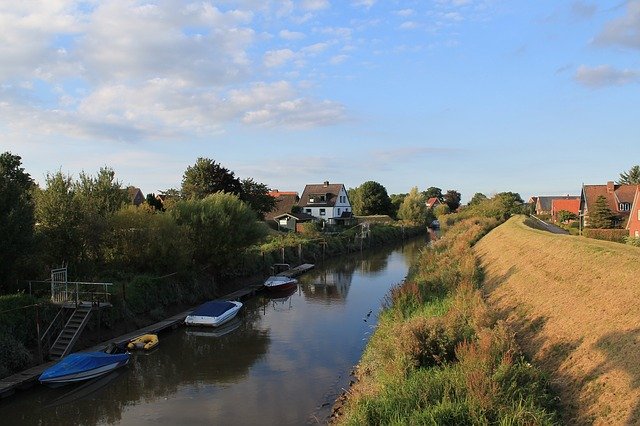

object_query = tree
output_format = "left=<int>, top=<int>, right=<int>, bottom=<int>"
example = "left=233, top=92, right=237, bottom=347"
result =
left=181, top=157, right=242, bottom=200
left=389, top=193, right=407, bottom=219
left=171, top=192, right=267, bottom=273
left=351, top=181, right=393, bottom=216
left=557, top=210, right=578, bottom=223
left=468, top=192, right=488, bottom=206
left=75, top=167, right=128, bottom=214
left=588, top=195, right=615, bottom=229
left=422, top=187, right=443, bottom=200
left=397, top=187, right=433, bottom=226
left=618, top=165, right=640, bottom=185
left=0, top=152, right=35, bottom=289
left=443, top=190, right=461, bottom=212
left=240, top=178, right=276, bottom=220
left=434, top=203, right=451, bottom=218
left=146, top=193, right=165, bottom=211
left=35, top=171, right=84, bottom=268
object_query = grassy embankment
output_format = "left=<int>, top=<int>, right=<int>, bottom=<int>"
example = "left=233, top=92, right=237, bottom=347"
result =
left=335, top=216, right=557, bottom=425
left=475, top=216, right=640, bottom=425
left=0, top=222, right=421, bottom=379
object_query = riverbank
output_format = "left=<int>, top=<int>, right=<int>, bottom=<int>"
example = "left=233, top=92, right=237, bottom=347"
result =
left=332, top=216, right=558, bottom=424
left=475, top=216, right=640, bottom=424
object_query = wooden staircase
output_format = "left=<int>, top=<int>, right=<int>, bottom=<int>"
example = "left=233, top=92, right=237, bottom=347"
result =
left=48, top=305, right=94, bottom=360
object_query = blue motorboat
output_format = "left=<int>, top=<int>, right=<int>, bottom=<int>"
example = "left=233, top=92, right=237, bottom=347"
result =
left=39, top=351, right=130, bottom=385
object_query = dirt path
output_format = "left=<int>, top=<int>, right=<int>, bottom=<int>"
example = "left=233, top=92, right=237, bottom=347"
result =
left=474, top=217, right=640, bottom=425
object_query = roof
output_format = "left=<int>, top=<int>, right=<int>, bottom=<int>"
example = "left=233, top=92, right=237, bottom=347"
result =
left=626, top=187, right=640, bottom=230
left=582, top=183, right=636, bottom=214
left=536, top=196, right=578, bottom=212
left=299, top=182, right=345, bottom=207
left=426, top=197, right=441, bottom=208
left=551, top=198, right=580, bottom=215
left=272, top=212, right=316, bottom=222
left=265, top=191, right=299, bottom=221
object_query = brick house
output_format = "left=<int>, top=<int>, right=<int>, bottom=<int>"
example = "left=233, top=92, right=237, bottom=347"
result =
left=580, top=181, right=636, bottom=229
left=551, top=198, right=580, bottom=223
left=626, top=186, right=640, bottom=238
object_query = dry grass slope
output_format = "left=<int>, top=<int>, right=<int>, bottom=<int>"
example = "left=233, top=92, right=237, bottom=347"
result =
left=475, top=216, right=640, bottom=425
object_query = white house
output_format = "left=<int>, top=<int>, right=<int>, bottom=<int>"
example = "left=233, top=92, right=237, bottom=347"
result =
left=299, top=181, right=353, bottom=225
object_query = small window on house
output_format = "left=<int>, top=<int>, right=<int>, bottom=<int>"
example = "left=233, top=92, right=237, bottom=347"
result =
left=320, top=208, right=326, bottom=216
left=636, top=230, right=640, bottom=238
left=337, top=208, right=341, bottom=215
left=638, top=210, right=640, bottom=220
left=306, top=209, right=312, bottom=214
left=620, top=203, right=631, bottom=211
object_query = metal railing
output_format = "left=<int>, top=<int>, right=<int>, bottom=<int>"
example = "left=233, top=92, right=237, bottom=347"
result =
left=51, top=281, right=113, bottom=306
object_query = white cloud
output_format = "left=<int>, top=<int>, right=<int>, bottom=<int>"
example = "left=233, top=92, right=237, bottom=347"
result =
left=352, top=0, right=376, bottom=9
left=574, top=65, right=639, bottom=87
left=301, top=0, right=330, bottom=11
left=394, top=9, right=415, bottom=17
left=264, top=49, right=296, bottom=67
left=399, top=21, right=419, bottom=30
left=594, top=1, right=640, bottom=49
left=279, top=29, right=305, bottom=40
left=242, top=98, right=346, bottom=129
left=329, top=54, right=349, bottom=64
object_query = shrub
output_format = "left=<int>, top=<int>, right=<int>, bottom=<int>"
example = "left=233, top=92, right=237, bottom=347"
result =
left=583, top=228, right=627, bottom=243
left=0, top=333, right=33, bottom=378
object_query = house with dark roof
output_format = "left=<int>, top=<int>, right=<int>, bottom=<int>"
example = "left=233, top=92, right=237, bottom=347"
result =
left=625, top=186, right=640, bottom=238
left=265, top=191, right=300, bottom=222
left=299, top=181, right=353, bottom=225
left=127, top=186, right=145, bottom=206
left=580, top=181, right=636, bottom=229
left=272, top=212, right=317, bottom=233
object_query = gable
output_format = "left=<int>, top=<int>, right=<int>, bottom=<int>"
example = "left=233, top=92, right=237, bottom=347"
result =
left=299, top=182, right=346, bottom=207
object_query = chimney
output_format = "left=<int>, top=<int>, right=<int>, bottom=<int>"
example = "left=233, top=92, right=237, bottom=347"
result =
left=323, top=181, right=329, bottom=187
left=607, top=181, right=615, bottom=193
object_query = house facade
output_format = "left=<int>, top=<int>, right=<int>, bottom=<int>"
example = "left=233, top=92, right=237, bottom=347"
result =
left=580, top=181, right=636, bottom=229
left=626, top=186, right=640, bottom=238
left=426, top=197, right=442, bottom=209
left=534, top=195, right=579, bottom=216
left=299, top=181, right=352, bottom=224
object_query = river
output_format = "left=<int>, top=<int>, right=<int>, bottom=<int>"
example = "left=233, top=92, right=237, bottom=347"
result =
left=0, top=237, right=426, bottom=425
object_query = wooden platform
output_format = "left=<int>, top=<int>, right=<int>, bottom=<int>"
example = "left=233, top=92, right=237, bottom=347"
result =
left=0, top=264, right=315, bottom=399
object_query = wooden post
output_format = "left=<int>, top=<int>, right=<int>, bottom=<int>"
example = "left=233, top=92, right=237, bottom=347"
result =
left=298, top=244, right=302, bottom=263
left=35, top=304, right=43, bottom=364
left=281, top=247, right=285, bottom=263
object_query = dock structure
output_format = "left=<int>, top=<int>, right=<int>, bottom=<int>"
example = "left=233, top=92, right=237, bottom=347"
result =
left=0, top=263, right=315, bottom=399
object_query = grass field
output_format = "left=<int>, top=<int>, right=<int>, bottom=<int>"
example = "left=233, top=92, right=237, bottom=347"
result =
left=475, top=216, right=640, bottom=425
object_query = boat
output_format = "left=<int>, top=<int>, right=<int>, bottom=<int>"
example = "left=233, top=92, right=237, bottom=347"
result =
left=39, top=351, right=130, bottom=385
left=263, top=275, right=298, bottom=292
left=185, top=317, right=241, bottom=338
left=184, top=300, right=243, bottom=327
left=127, top=334, right=159, bottom=351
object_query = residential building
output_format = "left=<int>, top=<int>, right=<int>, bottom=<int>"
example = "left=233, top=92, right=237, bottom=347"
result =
left=127, top=187, right=145, bottom=206
left=626, top=186, right=640, bottom=238
left=580, top=181, right=636, bottom=229
left=272, top=212, right=316, bottom=233
left=534, top=195, right=579, bottom=216
left=299, top=181, right=353, bottom=225
left=265, top=191, right=299, bottom=222
left=551, top=198, right=580, bottom=223
left=426, top=197, right=442, bottom=209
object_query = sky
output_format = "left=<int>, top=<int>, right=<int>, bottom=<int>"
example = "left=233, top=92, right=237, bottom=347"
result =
left=1, top=0, right=639, bottom=202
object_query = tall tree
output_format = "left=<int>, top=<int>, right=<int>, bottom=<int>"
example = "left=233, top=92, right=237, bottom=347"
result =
left=443, top=189, right=462, bottom=212
left=0, top=152, right=35, bottom=289
left=352, top=181, right=393, bottom=216
left=181, top=157, right=242, bottom=199
left=398, top=187, right=433, bottom=226
left=146, top=193, right=165, bottom=211
left=588, top=195, right=615, bottom=229
left=468, top=192, right=488, bottom=206
left=240, top=178, right=276, bottom=220
left=389, top=193, right=407, bottom=219
left=75, top=167, right=128, bottom=214
left=422, top=187, right=443, bottom=200
left=618, top=165, right=640, bottom=185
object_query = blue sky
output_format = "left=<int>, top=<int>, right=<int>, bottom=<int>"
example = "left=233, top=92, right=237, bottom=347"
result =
left=1, top=1, right=638, bottom=201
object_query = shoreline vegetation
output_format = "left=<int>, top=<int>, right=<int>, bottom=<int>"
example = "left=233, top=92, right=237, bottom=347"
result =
left=0, top=222, right=422, bottom=380
left=333, top=206, right=559, bottom=424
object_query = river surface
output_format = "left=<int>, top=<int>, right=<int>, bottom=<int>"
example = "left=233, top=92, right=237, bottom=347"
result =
left=0, top=238, right=426, bottom=425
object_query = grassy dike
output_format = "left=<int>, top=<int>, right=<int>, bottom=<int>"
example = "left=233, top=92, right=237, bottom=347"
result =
left=476, top=216, right=640, bottom=425
left=333, top=216, right=558, bottom=425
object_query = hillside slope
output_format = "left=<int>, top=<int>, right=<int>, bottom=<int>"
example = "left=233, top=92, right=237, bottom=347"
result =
left=475, top=216, right=640, bottom=425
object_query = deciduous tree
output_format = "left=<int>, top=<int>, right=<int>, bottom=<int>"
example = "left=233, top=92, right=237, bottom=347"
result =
left=181, top=158, right=242, bottom=200
left=468, top=192, right=488, bottom=206
left=398, top=187, right=433, bottom=226
left=0, top=152, right=35, bottom=289
left=351, top=181, right=393, bottom=216
left=443, top=190, right=461, bottom=212
left=422, top=187, right=442, bottom=200
left=240, top=178, right=276, bottom=220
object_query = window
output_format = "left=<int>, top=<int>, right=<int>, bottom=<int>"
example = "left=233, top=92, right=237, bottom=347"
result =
left=638, top=210, right=640, bottom=220
left=337, top=208, right=341, bottom=215
left=320, top=208, right=326, bottom=216
left=620, top=203, right=630, bottom=211
left=636, top=230, right=639, bottom=238
left=306, top=209, right=311, bottom=214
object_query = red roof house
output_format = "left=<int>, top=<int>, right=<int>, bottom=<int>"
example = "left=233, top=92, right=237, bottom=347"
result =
left=580, top=181, right=636, bottom=228
left=551, top=198, right=580, bottom=223
left=626, top=186, right=640, bottom=238
left=426, top=197, right=441, bottom=209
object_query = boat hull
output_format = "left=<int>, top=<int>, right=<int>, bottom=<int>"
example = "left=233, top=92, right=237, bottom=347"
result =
left=264, top=276, right=298, bottom=292
left=185, top=301, right=243, bottom=327
left=39, top=352, right=130, bottom=385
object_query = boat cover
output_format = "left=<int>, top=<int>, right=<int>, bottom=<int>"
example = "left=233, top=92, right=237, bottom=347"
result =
left=40, top=352, right=129, bottom=381
left=191, top=301, right=237, bottom=317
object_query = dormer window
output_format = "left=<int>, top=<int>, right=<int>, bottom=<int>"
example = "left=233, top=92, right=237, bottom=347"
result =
left=309, top=193, right=327, bottom=204
left=620, top=203, right=630, bottom=211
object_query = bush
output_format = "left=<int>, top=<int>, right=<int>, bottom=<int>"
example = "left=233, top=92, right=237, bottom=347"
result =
left=583, top=228, right=627, bottom=243
left=625, top=236, right=640, bottom=247
left=0, top=333, right=33, bottom=378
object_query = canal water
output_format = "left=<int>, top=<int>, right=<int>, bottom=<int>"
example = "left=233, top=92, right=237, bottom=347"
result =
left=0, top=238, right=426, bottom=425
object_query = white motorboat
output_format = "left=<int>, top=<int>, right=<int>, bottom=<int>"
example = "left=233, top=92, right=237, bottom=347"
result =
left=185, top=300, right=243, bottom=327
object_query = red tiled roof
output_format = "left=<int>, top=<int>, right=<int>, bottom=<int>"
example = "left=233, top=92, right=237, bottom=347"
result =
left=426, top=197, right=440, bottom=208
left=551, top=198, right=580, bottom=215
